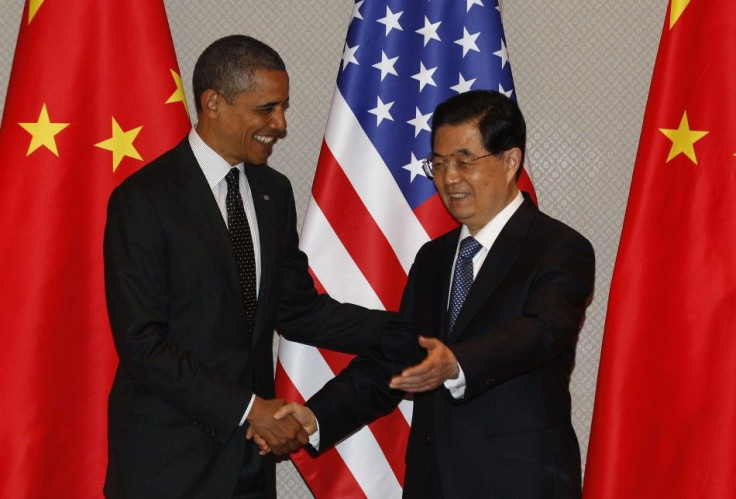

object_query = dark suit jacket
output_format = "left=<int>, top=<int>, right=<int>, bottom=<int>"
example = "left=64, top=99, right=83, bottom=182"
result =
left=103, top=138, right=390, bottom=498
left=308, top=197, right=595, bottom=498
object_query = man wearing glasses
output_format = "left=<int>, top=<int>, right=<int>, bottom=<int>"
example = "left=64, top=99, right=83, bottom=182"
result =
left=264, top=90, right=595, bottom=498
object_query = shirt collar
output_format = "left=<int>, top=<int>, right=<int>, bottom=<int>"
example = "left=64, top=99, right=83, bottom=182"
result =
left=459, top=191, right=524, bottom=250
left=188, top=128, right=244, bottom=188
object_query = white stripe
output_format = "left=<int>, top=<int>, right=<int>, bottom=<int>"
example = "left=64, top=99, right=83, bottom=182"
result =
left=324, top=89, right=430, bottom=273
left=335, top=427, right=403, bottom=498
left=300, top=198, right=383, bottom=308
left=278, top=339, right=334, bottom=400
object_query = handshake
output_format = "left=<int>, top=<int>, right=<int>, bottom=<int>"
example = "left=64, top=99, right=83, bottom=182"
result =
left=244, top=336, right=459, bottom=457
left=245, top=396, right=316, bottom=457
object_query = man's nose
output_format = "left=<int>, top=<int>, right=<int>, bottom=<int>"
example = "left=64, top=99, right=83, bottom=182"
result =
left=271, top=107, right=287, bottom=134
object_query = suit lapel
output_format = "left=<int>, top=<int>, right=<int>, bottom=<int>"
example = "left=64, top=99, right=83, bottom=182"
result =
left=169, top=140, right=247, bottom=330
left=448, top=199, right=537, bottom=343
left=432, top=229, right=461, bottom=341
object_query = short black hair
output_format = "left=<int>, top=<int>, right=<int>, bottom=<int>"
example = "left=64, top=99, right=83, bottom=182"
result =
left=431, top=90, right=526, bottom=179
left=192, top=35, right=286, bottom=114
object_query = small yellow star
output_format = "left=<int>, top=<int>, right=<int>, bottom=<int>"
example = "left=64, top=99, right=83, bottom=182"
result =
left=94, top=117, right=143, bottom=172
left=18, top=103, right=70, bottom=157
left=669, top=0, right=693, bottom=30
left=165, top=69, right=189, bottom=116
left=659, top=111, right=709, bottom=165
left=28, top=0, right=46, bottom=24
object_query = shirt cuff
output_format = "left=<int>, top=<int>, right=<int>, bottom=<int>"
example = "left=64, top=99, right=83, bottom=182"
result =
left=239, top=394, right=256, bottom=427
left=444, top=362, right=466, bottom=399
left=309, top=418, right=321, bottom=450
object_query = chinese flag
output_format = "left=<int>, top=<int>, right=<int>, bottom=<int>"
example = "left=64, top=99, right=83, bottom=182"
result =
left=0, top=1, right=190, bottom=496
left=584, top=1, right=736, bottom=497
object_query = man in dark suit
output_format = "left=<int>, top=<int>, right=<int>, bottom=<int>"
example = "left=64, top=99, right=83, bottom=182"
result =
left=102, top=35, right=391, bottom=498
left=267, top=90, right=595, bottom=498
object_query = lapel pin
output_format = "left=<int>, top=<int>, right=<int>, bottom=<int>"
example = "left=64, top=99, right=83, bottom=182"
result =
left=263, top=195, right=270, bottom=201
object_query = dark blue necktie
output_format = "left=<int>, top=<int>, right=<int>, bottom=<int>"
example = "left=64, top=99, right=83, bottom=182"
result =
left=448, top=237, right=483, bottom=334
left=225, top=167, right=257, bottom=335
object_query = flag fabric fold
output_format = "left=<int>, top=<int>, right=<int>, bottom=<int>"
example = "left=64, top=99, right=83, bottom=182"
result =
left=275, top=1, right=532, bottom=496
left=585, top=1, right=736, bottom=497
left=0, top=1, right=190, bottom=496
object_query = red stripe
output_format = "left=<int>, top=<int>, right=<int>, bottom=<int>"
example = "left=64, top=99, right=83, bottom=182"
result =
left=366, top=408, right=409, bottom=486
left=311, top=142, right=407, bottom=312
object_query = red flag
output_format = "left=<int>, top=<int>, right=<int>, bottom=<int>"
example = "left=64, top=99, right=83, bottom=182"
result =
left=585, top=1, right=736, bottom=497
left=275, top=1, right=532, bottom=496
left=0, top=1, right=190, bottom=496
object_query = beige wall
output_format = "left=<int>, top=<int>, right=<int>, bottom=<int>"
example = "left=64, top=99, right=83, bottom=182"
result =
left=0, top=1, right=668, bottom=496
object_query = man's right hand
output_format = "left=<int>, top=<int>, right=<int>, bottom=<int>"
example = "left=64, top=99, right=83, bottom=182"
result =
left=246, top=397, right=308, bottom=456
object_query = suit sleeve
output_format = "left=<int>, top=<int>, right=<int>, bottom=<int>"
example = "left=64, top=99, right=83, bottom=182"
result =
left=451, top=230, right=595, bottom=400
left=104, top=183, right=250, bottom=445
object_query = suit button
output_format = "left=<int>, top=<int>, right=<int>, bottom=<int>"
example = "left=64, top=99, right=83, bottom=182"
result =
left=425, top=435, right=432, bottom=445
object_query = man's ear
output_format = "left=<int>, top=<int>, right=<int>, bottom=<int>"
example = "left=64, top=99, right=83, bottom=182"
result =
left=200, top=89, right=219, bottom=117
left=505, top=147, right=522, bottom=178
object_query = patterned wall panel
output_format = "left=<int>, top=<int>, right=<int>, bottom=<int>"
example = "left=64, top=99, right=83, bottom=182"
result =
left=0, top=1, right=669, bottom=496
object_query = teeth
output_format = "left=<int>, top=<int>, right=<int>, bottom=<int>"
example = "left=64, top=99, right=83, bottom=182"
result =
left=254, top=135, right=274, bottom=144
left=448, top=193, right=468, bottom=199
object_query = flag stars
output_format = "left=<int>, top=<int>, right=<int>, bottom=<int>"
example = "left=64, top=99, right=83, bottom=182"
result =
left=372, top=51, right=399, bottom=81
left=377, top=6, right=403, bottom=36
left=18, top=103, right=70, bottom=157
left=416, top=16, right=441, bottom=46
left=368, top=96, right=395, bottom=126
left=341, top=43, right=360, bottom=70
left=411, top=62, right=438, bottom=92
left=498, top=83, right=513, bottom=98
left=95, top=117, right=143, bottom=172
left=352, top=0, right=364, bottom=21
left=670, top=0, right=693, bottom=29
left=659, top=111, right=709, bottom=165
left=27, top=0, right=45, bottom=24
left=165, top=69, right=189, bottom=115
left=402, top=152, right=428, bottom=182
left=450, top=73, right=476, bottom=94
left=407, top=107, right=432, bottom=137
left=466, top=0, right=484, bottom=12
left=455, top=28, right=481, bottom=57
left=493, top=38, right=510, bottom=68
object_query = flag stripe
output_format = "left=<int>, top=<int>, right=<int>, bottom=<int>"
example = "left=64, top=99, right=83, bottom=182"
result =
left=311, top=142, right=407, bottom=311
left=299, top=200, right=383, bottom=308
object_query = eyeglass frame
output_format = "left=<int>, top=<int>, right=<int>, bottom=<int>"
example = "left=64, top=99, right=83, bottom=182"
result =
left=421, top=152, right=496, bottom=179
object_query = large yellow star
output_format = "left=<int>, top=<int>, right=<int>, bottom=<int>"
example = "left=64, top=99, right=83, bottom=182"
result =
left=18, top=103, right=70, bottom=157
left=165, top=69, right=189, bottom=116
left=659, top=111, right=709, bottom=165
left=28, top=0, right=45, bottom=24
left=670, top=0, right=693, bottom=30
left=94, top=117, right=143, bottom=172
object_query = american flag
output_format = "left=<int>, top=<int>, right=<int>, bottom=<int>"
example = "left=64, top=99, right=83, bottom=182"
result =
left=275, top=1, right=533, bottom=496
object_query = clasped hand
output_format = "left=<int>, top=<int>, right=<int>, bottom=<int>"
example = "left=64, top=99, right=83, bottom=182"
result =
left=247, top=402, right=317, bottom=456
left=245, top=397, right=309, bottom=456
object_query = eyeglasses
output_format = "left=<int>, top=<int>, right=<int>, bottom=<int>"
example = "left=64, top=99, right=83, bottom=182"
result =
left=421, top=153, right=495, bottom=179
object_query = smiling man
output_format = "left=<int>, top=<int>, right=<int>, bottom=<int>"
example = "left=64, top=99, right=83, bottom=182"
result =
left=269, top=90, right=596, bottom=498
left=103, top=35, right=393, bottom=498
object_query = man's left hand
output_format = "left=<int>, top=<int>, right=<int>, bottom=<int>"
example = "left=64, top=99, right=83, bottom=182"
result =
left=389, top=336, right=459, bottom=392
